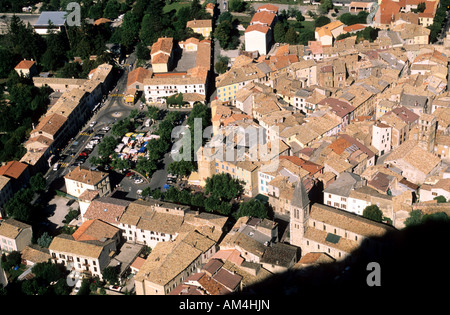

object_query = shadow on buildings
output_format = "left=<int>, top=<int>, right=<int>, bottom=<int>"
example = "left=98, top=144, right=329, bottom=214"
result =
left=235, top=219, right=450, bottom=299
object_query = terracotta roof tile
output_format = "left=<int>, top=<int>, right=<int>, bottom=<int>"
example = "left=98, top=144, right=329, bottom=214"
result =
left=15, top=60, right=35, bottom=70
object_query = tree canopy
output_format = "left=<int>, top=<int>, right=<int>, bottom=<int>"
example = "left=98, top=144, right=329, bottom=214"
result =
left=205, top=173, right=244, bottom=203
left=235, top=199, right=269, bottom=219
left=362, top=205, right=383, bottom=222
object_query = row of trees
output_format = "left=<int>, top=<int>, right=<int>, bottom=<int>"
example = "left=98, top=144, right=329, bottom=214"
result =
left=112, top=0, right=211, bottom=51
left=0, top=72, right=53, bottom=162
left=143, top=173, right=271, bottom=219
left=427, top=0, right=450, bottom=43
left=214, top=12, right=241, bottom=50
left=0, top=13, right=113, bottom=79
left=336, top=26, right=379, bottom=43
left=166, top=103, right=211, bottom=177
left=405, top=209, right=449, bottom=227
left=4, top=173, right=47, bottom=223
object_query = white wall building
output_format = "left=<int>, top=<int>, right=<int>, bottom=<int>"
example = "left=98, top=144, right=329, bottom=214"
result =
left=372, top=122, right=392, bottom=156
left=64, top=166, right=111, bottom=199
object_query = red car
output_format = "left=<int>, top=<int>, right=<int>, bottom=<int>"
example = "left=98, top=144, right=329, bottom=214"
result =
left=125, top=171, right=134, bottom=177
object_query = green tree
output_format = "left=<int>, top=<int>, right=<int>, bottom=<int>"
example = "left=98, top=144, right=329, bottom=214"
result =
left=229, top=0, right=246, bottom=12
left=422, top=212, right=449, bottom=223
left=30, top=173, right=47, bottom=193
left=205, top=173, right=244, bottom=203
left=433, top=195, right=447, bottom=203
left=5, top=188, right=35, bottom=223
left=135, top=42, right=150, bottom=61
left=135, top=156, right=158, bottom=177
left=218, top=11, right=233, bottom=24
left=404, top=209, right=424, bottom=227
left=273, top=22, right=286, bottom=43
left=360, top=26, right=378, bottom=42
left=37, top=232, right=53, bottom=248
left=117, top=11, right=141, bottom=48
left=88, top=2, right=105, bottom=19
left=235, top=199, right=268, bottom=219
left=215, top=55, right=229, bottom=74
left=284, top=27, right=298, bottom=44
left=56, top=62, right=83, bottom=79
left=146, top=105, right=161, bottom=120
left=191, top=192, right=205, bottom=208
left=103, top=0, right=121, bottom=20
left=214, top=20, right=234, bottom=48
left=319, top=0, right=333, bottom=15
left=416, top=2, right=426, bottom=13
left=32, top=261, right=62, bottom=284
left=204, top=196, right=233, bottom=215
left=111, top=157, right=131, bottom=172
left=97, top=136, right=118, bottom=159
left=111, top=118, right=133, bottom=137
left=362, top=205, right=383, bottom=222
left=102, top=265, right=119, bottom=285
left=296, top=11, right=305, bottom=22
left=1, top=251, right=21, bottom=271
left=0, top=46, right=15, bottom=78
left=167, top=160, right=194, bottom=177
left=298, top=29, right=315, bottom=45
left=314, top=15, right=331, bottom=28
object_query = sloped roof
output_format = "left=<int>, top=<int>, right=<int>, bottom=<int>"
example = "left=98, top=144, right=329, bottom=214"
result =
left=15, top=60, right=36, bottom=70
left=35, top=11, right=67, bottom=26
left=0, top=161, right=28, bottom=179
left=291, top=179, right=310, bottom=210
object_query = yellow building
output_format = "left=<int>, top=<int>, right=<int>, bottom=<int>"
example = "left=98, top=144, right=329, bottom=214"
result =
left=215, top=60, right=271, bottom=102
left=186, top=19, right=213, bottom=38
left=151, top=37, right=174, bottom=73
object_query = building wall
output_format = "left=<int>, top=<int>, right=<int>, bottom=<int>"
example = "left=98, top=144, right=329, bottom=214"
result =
left=192, top=27, right=212, bottom=38
left=372, top=125, right=392, bottom=156
left=419, top=187, right=450, bottom=202
left=65, top=176, right=110, bottom=198
left=245, top=31, right=268, bottom=56
left=119, top=222, right=176, bottom=248
left=214, top=160, right=259, bottom=197
left=136, top=254, right=204, bottom=295
left=145, top=82, right=206, bottom=103
left=0, top=228, right=32, bottom=253
left=49, top=244, right=115, bottom=280
left=258, top=171, right=275, bottom=195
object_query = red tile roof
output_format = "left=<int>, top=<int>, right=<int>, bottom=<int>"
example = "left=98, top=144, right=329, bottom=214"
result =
left=245, top=24, right=270, bottom=34
left=0, top=161, right=28, bottom=179
left=250, top=11, right=276, bottom=26
left=257, top=4, right=279, bottom=13
left=15, top=60, right=35, bottom=70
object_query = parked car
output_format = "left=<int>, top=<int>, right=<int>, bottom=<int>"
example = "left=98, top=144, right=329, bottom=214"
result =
left=89, top=121, right=97, bottom=127
left=126, top=171, right=135, bottom=177
left=135, top=178, right=144, bottom=184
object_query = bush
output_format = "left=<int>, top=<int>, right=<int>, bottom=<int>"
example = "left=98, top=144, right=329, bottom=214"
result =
left=363, top=205, right=383, bottom=222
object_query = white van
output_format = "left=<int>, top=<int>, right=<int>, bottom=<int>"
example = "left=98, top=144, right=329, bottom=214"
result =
left=53, top=162, right=59, bottom=171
